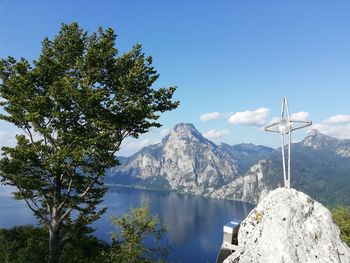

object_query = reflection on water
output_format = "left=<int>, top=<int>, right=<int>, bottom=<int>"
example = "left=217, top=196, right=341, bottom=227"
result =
left=95, top=187, right=254, bottom=262
left=0, top=186, right=254, bottom=263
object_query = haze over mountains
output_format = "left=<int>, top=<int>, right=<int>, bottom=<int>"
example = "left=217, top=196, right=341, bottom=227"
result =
left=106, top=123, right=350, bottom=206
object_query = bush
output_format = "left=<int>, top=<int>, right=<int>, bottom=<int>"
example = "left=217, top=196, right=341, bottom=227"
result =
left=0, top=225, right=47, bottom=262
left=0, top=202, right=170, bottom=262
left=331, top=206, right=350, bottom=246
left=0, top=225, right=107, bottom=263
left=102, top=201, right=170, bottom=263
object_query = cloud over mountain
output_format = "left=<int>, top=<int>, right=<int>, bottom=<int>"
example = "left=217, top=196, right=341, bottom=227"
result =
left=203, top=128, right=230, bottom=139
left=200, top=112, right=222, bottom=121
left=313, top=114, right=350, bottom=139
left=228, top=108, right=270, bottom=126
left=290, top=111, right=310, bottom=121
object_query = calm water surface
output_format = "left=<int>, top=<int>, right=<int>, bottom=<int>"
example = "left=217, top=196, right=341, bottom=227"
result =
left=0, top=186, right=254, bottom=263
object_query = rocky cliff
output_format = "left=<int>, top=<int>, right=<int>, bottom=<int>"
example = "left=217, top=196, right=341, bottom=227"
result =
left=108, top=123, right=242, bottom=195
left=208, top=160, right=271, bottom=204
left=107, top=123, right=350, bottom=206
left=224, top=188, right=350, bottom=263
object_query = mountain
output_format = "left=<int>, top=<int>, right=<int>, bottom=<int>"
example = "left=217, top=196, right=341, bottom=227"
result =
left=224, top=188, right=350, bottom=263
left=262, top=131, right=350, bottom=205
left=209, top=159, right=273, bottom=204
left=107, top=123, right=350, bottom=206
left=303, top=129, right=350, bottom=158
left=107, top=123, right=241, bottom=195
left=219, top=143, right=273, bottom=172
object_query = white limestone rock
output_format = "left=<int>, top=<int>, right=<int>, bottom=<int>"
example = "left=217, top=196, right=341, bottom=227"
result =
left=224, top=188, right=350, bottom=263
left=110, top=123, right=241, bottom=195
left=159, top=123, right=240, bottom=193
left=209, top=160, right=271, bottom=204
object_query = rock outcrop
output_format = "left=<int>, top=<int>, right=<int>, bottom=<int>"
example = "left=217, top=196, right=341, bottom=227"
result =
left=208, top=160, right=270, bottom=204
left=224, top=188, right=350, bottom=263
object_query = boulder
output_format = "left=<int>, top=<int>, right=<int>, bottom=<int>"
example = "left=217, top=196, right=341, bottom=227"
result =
left=224, top=188, right=350, bottom=263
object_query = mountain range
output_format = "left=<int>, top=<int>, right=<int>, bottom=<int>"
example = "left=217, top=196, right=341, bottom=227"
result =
left=106, top=123, right=350, bottom=206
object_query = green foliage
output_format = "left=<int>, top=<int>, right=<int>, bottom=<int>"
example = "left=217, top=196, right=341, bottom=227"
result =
left=331, top=206, right=350, bottom=246
left=0, top=203, right=170, bottom=263
left=0, top=225, right=108, bottom=263
left=102, top=201, right=169, bottom=263
left=0, top=225, right=48, bottom=263
left=0, top=22, right=178, bottom=261
left=60, top=232, right=107, bottom=263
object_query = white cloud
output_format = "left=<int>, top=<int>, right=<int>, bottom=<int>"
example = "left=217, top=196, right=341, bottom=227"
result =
left=228, top=108, right=270, bottom=127
left=203, top=129, right=230, bottom=139
left=290, top=111, right=310, bottom=122
left=264, top=112, right=310, bottom=131
left=118, top=127, right=169, bottom=156
left=258, top=116, right=280, bottom=131
left=267, top=117, right=280, bottom=124
left=200, top=112, right=222, bottom=122
left=312, top=114, right=350, bottom=139
left=324, top=114, right=350, bottom=124
left=119, top=136, right=163, bottom=156
left=160, top=129, right=169, bottom=136
left=123, top=138, right=153, bottom=150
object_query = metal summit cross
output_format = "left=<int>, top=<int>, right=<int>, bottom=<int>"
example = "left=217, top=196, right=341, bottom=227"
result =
left=264, top=97, right=312, bottom=189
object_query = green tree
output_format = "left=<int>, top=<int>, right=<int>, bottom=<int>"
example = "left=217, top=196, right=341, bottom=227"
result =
left=331, top=206, right=350, bottom=247
left=0, top=225, right=108, bottom=263
left=0, top=23, right=178, bottom=263
left=102, top=201, right=169, bottom=263
left=0, top=225, right=48, bottom=262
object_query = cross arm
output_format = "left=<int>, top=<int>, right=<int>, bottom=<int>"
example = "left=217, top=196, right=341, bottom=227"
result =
left=264, top=121, right=282, bottom=133
left=290, top=120, right=312, bottom=132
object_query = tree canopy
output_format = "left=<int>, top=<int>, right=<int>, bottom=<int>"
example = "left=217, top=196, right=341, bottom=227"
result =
left=0, top=22, right=178, bottom=262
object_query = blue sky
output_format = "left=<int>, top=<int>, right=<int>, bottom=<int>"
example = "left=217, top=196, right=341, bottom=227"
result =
left=0, top=0, right=349, bottom=156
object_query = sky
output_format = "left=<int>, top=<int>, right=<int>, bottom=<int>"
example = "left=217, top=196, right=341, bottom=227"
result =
left=0, top=0, right=349, bottom=156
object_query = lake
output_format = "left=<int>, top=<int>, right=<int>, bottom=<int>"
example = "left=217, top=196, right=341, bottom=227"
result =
left=0, top=186, right=254, bottom=263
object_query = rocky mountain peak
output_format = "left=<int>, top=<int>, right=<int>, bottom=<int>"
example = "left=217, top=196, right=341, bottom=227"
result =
left=302, top=129, right=334, bottom=149
left=173, top=122, right=196, bottom=132
left=109, top=123, right=350, bottom=206
left=301, top=129, right=350, bottom=157
left=224, top=188, right=350, bottom=263
left=166, top=122, right=209, bottom=144
left=111, top=122, right=241, bottom=193
left=307, top=128, right=321, bottom=137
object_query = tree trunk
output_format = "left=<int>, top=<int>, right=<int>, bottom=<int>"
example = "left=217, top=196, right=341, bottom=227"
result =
left=49, top=174, right=63, bottom=263
left=48, top=223, right=61, bottom=263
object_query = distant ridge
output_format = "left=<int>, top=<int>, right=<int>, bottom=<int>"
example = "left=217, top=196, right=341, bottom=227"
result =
left=106, top=123, right=350, bottom=206
left=302, top=129, right=350, bottom=157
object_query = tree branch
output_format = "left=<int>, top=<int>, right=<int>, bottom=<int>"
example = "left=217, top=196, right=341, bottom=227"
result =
left=13, top=182, right=50, bottom=225
left=57, top=173, right=73, bottom=213
left=58, top=161, right=108, bottom=224
left=23, top=126, right=35, bottom=144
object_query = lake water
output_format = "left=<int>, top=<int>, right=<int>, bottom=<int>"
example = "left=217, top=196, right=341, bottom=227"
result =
left=0, top=186, right=254, bottom=263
